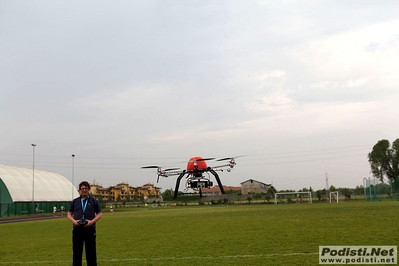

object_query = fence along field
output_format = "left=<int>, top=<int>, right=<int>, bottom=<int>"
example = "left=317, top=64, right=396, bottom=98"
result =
left=0, top=201, right=397, bottom=266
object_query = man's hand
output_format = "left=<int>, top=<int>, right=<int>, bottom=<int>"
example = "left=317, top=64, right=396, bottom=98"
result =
left=85, top=219, right=93, bottom=227
left=67, top=212, right=80, bottom=226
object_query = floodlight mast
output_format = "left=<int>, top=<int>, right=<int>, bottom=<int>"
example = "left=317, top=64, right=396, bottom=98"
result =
left=31, top=144, right=36, bottom=214
left=72, top=154, right=75, bottom=201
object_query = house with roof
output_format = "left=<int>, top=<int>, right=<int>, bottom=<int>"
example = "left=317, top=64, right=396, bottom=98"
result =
left=240, top=179, right=272, bottom=194
left=200, top=180, right=272, bottom=196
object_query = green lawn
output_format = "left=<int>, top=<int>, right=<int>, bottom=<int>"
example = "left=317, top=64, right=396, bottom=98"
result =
left=0, top=201, right=398, bottom=265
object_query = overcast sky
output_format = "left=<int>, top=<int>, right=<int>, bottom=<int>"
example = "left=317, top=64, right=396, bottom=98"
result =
left=1, top=1, right=398, bottom=192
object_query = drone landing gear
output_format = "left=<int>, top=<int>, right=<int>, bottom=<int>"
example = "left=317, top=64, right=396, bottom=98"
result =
left=173, top=168, right=226, bottom=199
left=209, top=168, right=225, bottom=194
left=174, top=171, right=186, bottom=199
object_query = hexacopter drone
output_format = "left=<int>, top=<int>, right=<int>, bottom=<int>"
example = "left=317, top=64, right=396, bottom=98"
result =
left=142, top=156, right=238, bottom=199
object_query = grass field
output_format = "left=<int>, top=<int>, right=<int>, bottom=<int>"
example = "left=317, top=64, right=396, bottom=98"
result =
left=0, top=201, right=398, bottom=265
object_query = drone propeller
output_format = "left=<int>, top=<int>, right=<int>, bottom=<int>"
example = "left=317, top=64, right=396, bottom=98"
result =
left=216, top=155, right=246, bottom=161
left=141, top=166, right=180, bottom=171
left=216, top=157, right=232, bottom=161
left=190, top=157, right=215, bottom=162
left=141, top=166, right=161, bottom=169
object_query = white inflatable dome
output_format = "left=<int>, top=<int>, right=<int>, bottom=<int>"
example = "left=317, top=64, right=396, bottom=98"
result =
left=0, top=164, right=79, bottom=202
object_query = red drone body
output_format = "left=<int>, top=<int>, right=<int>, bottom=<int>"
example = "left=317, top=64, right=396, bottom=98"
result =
left=186, top=156, right=208, bottom=171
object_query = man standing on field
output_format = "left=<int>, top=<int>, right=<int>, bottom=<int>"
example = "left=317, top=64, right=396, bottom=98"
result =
left=67, top=181, right=102, bottom=266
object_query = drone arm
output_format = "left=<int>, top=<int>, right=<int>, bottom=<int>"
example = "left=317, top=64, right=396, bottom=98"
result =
left=208, top=168, right=225, bottom=194
left=212, top=163, right=235, bottom=172
left=173, top=170, right=186, bottom=199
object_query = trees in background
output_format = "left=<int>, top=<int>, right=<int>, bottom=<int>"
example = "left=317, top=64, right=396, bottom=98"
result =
left=368, top=139, right=399, bottom=183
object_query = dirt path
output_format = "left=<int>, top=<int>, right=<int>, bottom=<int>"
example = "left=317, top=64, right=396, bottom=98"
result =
left=0, top=215, right=66, bottom=224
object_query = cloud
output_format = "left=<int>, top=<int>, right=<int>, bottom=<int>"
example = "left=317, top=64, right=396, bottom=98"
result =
left=1, top=1, right=399, bottom=191
left=295, top=19, right=399, bottom=80
left=246, top=90, right=293, bottom=112
left=347, top=78, right=368, bottom=88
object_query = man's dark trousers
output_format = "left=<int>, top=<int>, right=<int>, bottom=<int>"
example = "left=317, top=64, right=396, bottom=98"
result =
left=72, top=226, right=97, bottom=266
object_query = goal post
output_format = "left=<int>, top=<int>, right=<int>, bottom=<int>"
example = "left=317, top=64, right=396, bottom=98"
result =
left=329, top=191, right=339, bottom=203
left=274, top=191, right=312, bottom=204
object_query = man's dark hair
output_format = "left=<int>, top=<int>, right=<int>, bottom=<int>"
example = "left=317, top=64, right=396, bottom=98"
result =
left=78, top=181, right=91, bottom=190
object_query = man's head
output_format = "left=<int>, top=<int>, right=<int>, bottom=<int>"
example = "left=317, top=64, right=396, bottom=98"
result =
left=78, top=181, right=90, bottom=198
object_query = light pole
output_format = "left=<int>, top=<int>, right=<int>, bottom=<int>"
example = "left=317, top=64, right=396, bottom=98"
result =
left=72, top=154, right=75, bottom=201
left=31, top=144, right=36, bottom=214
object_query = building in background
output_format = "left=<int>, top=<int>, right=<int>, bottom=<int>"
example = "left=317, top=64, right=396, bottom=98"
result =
left=240, top=179, right=272, bottom=194
left=0, top=164, right=78, bottom=217
left=90, top=182, right=162, bottom=202
left=201, top=180, right=272, bottom=196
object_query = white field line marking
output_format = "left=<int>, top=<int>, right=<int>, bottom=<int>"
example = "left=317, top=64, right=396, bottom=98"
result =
left=0, top=252, right=318, bottom=264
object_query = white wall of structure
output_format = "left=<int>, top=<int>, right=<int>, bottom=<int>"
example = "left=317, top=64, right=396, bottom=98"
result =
left=0, top=164, right=79, bottom=202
